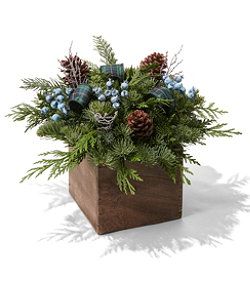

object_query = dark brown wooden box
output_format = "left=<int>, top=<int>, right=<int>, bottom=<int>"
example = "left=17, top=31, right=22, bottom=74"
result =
left=69, top=158, right=183, bottom=234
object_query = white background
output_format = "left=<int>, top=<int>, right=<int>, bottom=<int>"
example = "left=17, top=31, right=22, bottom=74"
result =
left=0, top=0, right=250, bottom=288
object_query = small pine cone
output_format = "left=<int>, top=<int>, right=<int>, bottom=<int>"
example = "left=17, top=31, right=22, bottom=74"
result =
left=60, top=54, right=89, bottom=88
left=127, top=110, right=154, bottom=137
left=140, top=52, right=167, bottom=75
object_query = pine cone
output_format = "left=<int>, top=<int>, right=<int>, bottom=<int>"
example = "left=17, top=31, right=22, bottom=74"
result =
left=140, top=52, right=167, bottom=75
left=60, top=54, right=89, bottom=88
left=127, top=110, right=154, bottom=137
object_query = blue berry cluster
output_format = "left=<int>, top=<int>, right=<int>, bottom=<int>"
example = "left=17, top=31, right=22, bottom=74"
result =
left=162, top=74, right=198, bottom=100
left=41, top=87, right=73, bottom=121
left=163, top=74, right=186, bottom=93
left=93, top=79, right=129, bottom=110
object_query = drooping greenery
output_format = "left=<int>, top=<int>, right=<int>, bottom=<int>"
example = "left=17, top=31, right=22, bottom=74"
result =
left=7, top=36, right=241, bottom=194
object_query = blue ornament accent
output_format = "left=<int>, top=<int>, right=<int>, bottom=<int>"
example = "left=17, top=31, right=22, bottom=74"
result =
left=93, top=87, right=102, bottom=95
left=105, top=89, right=112, bottom=97
left=56, top=94, right=64, bottom=102
left=121, top=81, right=128, bottom=90
left=111, top=89, right=119, bottom=96
left=180, top=85, right=186, bottom=93
left=50, top=100, right=58, bottom=109
left=174, top=75, right=183, bottom=83
left=52, top=88, right=62, bottom=95
left=112, top=102, right=120, bottom=109
left=61, top=107, right=68, bottom=115
left=162, top=74, right=167, bottom=81
left=57, top=102, right=66, bottom=111
left=98, top=94, right=106, bottom=102
left=51, top=114, right=61, bottom=121
left=167, top=82, right=175, bottom=89
left=164, top=76, right=173, bottom=85
left=111, top=96, right=119, bottom=103
left=121, top=90, right=129, bottom=97
left=41, top=107, right=49, bottom=114
left=65, top=87, right=73, bottom=95
left=106, top=78, right=113, bottom=88
left=45, top=94, right=53, bottom=103
left=173, top=82, right=183, bottom=90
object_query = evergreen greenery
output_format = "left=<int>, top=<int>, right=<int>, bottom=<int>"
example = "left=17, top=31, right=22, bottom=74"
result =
left=7, top=36, right=241, bottom=194
left=93, top=35, right=117, bottom=65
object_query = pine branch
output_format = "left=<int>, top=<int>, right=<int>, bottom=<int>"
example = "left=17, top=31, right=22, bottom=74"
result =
left=137, top=97, right=173, bottom=109
left=116, top=162, right=142, bottom=195
left=93, top=35, right=117, bottom=65
left=205, top=123, right=242, bottom=137
left=20, top=78, right=64, bottom=91
left=196, top=102, right=227, bottom=119
left=7, top=103, right=44, bottom=132
left=20, top=150, right=79, bottom=182
left=183, top=153, right=200, bottom=166
left=21, top=130, right=98, bottom=182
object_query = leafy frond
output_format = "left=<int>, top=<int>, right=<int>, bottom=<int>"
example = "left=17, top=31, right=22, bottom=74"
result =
left=20, top=78, right=64, bottom=91
left=93, top=35, right=117, bottom=65
left=196, top=101, right=227, bottom=119
left=7, top=103, right=43, bottom=132
left=116, top=163, right=142, bottom=194
left=205, top=123, right=242, bottom=137
left=21, top=150, right=79, bottom=182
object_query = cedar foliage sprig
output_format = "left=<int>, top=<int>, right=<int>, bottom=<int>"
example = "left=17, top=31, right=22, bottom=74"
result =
left=93, top=35, right=117, bottom=65
left=20, top=78, right=64, bottom=91
left=7, top=103, right=44, bottom=132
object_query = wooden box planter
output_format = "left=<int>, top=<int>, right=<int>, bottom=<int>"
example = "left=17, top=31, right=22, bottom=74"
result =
left=69, top=158, right=183, bottom=234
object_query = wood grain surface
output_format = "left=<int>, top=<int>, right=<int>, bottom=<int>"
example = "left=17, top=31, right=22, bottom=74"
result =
left=69, top=159, right=182, bottom=234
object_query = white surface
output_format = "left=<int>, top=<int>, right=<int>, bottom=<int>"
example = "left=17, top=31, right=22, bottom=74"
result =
left=0, top=0, right=250, bottom=288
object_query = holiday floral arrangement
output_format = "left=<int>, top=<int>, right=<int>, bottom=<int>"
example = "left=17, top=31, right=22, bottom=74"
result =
left=8, top=36, right=240, bottom=194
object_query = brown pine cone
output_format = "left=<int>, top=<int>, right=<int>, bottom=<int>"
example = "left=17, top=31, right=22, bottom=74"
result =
left=60, top=54, right=89, bottom=88
left=127, top=110, right=154, bottom=137
left=140, top=52, right=167, bottom=75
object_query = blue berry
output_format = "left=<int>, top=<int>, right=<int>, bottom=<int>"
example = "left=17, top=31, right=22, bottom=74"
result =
left=45, top=94, right=53, bottom=103
left=180, top=85, right=186, bottom=93
left=105, top=89, right=112, bottom=97
left=121, top=81, right=128, bottom=90
left=112, top=102, right=120, bottom=109
left=174, top=75, right=183, bottom=83
left=111, top=96, right=119, bottom=103
left=57, top=102, right=65, bottom=111
left=167, top=82, right=175, bottom=89
left=56, top=94, right=64, bottom=102
left=65, top=87, right=73, bottom=95
left=164, top=76, right=172, bottom=85
left=98, top=94, right=106, bottom=102
left=52, top=88, right=62, bottom=95
left=162, top=74, right=168, bottom=81
left=121, top=90, right=129, bottom=97
left=111, top=89, right=119, bottom=96
left=50, top=100, right=58, bottom=109
left=106, top=78, right=113, bottom=88
left=93, top=87, right=102, bottom=95
left=173, top=82, right=183, bottom=90
left=40, top=106, right=49, bottom=114
left=51, top=114, right=61, bottom=121
left=61, top=107, right=68, bottom=115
